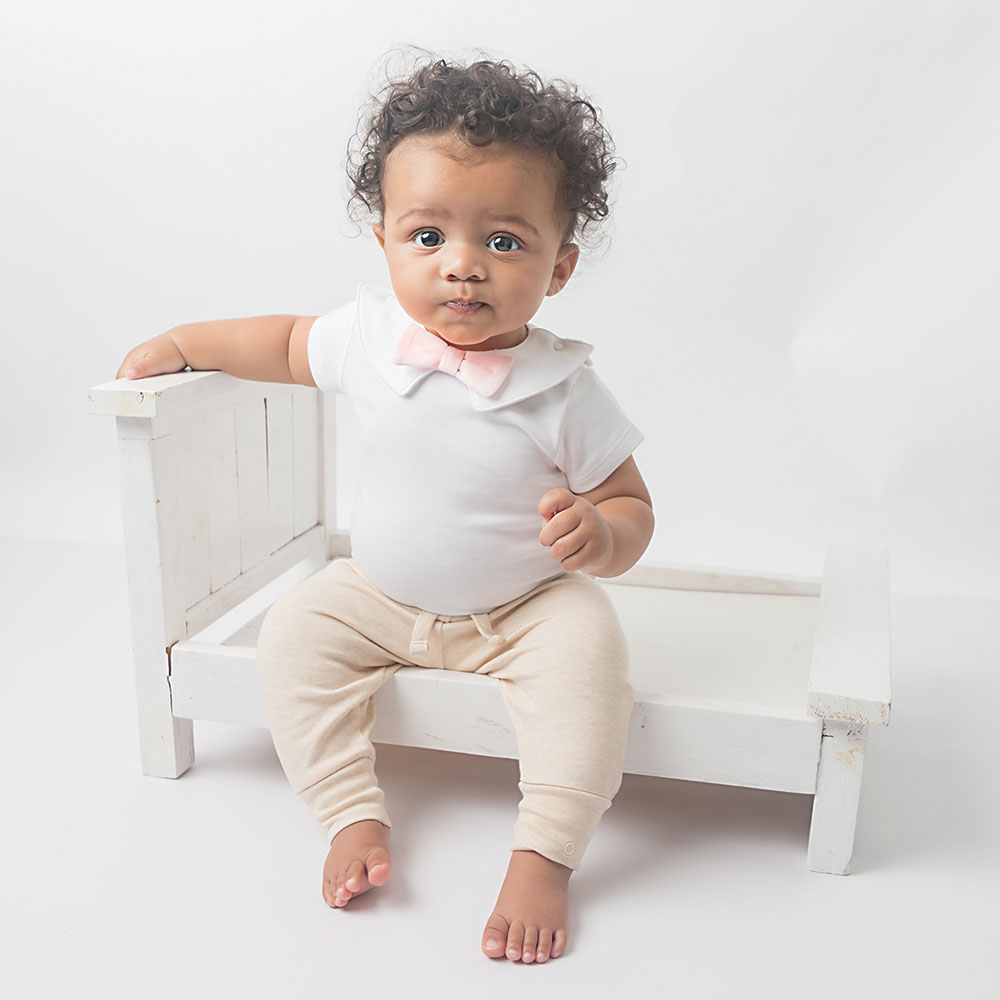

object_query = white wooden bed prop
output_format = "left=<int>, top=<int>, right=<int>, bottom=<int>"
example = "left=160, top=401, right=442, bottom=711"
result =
left=87, top=370, right=891, bottom=876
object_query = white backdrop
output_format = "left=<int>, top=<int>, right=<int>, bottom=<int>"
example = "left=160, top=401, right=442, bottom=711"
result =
left=2, top=0, right=997, bottom=597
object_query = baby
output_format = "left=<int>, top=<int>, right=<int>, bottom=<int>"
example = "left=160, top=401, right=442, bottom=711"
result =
left=117, top=56, right=654, bottom=964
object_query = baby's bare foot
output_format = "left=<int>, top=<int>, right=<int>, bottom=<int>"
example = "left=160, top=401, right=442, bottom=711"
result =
left=482, top=850, right=571, bottom=963
left=322, top=820, right=391, bottom=908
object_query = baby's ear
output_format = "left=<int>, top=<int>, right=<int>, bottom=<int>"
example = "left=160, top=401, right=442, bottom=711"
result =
left=546, top=243, right=579, bottom=296
left=373, top=223, right=386, bottom=250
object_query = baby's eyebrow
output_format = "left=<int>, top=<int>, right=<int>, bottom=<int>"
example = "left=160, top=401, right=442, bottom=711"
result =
left=489, top=215, right=540, bottom=238
left=396, top=208, right=444, bottom=225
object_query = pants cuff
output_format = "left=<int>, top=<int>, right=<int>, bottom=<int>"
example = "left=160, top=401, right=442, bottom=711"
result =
left=509, top=782, right=613, bottom=871
left=296, top=755, right=391, bottom=844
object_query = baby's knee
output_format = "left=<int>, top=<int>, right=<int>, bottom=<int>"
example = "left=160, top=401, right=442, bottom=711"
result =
left=550, top=620, right=632, bottom=697
left=256, top=580, right=350, bottom=678
left=257, top=587, right=312, bottom=656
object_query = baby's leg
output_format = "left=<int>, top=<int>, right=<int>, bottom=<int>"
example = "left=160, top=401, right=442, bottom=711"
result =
left=477, top=574, right=633, bottom=962
left=256, top=559, right=405, bottom=907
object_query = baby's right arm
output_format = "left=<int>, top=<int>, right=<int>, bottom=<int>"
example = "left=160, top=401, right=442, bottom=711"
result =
left=116, top=314, right=318, bottom=387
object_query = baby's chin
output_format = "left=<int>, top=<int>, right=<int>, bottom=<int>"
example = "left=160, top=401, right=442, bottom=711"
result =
left=435, top=320, right=534, bottom=352
left=424, top=325, right=507, bottom=352
left=440, top=329, right=528, bottom=353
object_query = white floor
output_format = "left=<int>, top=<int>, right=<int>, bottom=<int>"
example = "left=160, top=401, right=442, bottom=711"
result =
left=2, top=537, right=997, bottom=999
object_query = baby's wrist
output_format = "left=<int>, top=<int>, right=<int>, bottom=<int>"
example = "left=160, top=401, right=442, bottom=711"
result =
left=588, top=497, right=652, bottom=578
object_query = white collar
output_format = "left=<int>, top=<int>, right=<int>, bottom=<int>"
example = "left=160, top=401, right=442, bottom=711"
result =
left=355, top=284, right=594, bottom=412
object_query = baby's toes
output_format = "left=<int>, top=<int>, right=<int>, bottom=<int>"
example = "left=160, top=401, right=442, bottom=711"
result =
left=482, top=915, right=510, bottom=959
left=331, top=868, right=356, bottom=906
left=364, top=846, right=392, bottom=886
left=521, top=926, right=539, bottom=964
left=505, top=920, right=526, bottom=962
left=551, top=927, right=568, bottom=958
left=323, top=871, right=345, bottom=907
left=537, top=928, right=557, bottom=963
left=344, top=859, right=369, bottom=894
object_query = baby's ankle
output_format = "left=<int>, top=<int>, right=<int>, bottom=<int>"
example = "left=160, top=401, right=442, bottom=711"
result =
left=512, top=849, right=573, bottom=879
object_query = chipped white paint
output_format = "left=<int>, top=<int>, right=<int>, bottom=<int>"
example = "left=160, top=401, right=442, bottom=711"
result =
left=808, top=720, right=869, bottom=874
left=90, top=370, right=892, bottom=872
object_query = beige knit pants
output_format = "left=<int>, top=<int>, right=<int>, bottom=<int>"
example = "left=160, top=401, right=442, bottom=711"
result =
left=255, top=558, right=633, bottom=870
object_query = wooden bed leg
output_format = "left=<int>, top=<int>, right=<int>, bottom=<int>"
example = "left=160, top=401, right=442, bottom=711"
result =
left=807, top=719, right=868, bottom=875
left=117, top=426, right=196, bottom=778
left=134, top=640, right=194, bottom=778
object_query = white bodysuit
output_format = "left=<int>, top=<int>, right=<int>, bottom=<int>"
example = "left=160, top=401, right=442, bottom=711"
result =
left=306, top=283, right=644, bottom=615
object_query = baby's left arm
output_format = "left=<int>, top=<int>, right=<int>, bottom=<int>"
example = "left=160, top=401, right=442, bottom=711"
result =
left=538, top=456, right=654, bottom=578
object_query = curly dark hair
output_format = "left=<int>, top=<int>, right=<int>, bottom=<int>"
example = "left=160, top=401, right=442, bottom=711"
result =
left=347, top=55, right=618, bottom=245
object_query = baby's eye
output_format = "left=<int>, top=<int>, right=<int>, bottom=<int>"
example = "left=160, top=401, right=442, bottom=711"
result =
left=488, top=234, right=522, bottom=253
left=412, top=229, right=444, bottom=248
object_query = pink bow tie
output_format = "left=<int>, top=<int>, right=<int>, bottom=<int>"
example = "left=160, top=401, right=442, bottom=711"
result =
left=392, top=323, right=513, bottom=398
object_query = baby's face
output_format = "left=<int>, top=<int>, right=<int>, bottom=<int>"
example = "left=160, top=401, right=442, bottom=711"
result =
left=373, top=134, right=578, bottom=351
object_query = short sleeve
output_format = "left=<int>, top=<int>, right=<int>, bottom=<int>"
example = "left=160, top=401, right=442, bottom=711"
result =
left=556, top=365, right=645, bottom=494
left=306, top=301, right=356, bottom=393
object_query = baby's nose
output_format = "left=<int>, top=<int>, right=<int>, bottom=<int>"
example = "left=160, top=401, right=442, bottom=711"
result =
left=442, top=245, right=485, bottom=281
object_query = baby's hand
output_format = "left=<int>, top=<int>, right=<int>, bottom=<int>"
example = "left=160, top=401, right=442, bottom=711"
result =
left=116, top=332, right=188, bottom=380
left=538, top=488, right=614, bottom=576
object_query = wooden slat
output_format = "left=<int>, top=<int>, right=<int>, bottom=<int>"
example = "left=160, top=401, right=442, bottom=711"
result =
left=169, top=647, right=821, bottom=793
left=147, top=431, right=183, bottom=613
left=624, top=695, right=820, bottom=792
left=175, top=419, right=213, bottom=612
left=153, top=427, right=211, bottom=618
left=808, top=546, right=891, bottom=726
left=207, top=408, right=241, bottom=593
left=88, top=370, right=233, bottom=417
left=182, top=525, right=326, bottom=638
left=264, top=391, right=295, bottom=554
left=169, top=643, right=266, bottom=726
left=236, top=398, right=270, bottom=572
left=87, top=371, right=275, bottom=436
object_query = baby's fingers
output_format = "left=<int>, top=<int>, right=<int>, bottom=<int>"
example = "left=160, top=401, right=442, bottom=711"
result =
left=116, top=335, right=187, bottom=380
left=117, top=355, right=148, bottom=380
left=538, top=505, right=581, bottom=547
left=546, top=527, right=588, bottom=568
left=118, top=355, right=162, bottom=380
left=538, top=488, right=576, bottom=522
